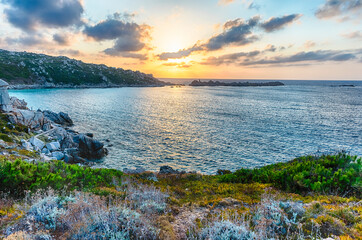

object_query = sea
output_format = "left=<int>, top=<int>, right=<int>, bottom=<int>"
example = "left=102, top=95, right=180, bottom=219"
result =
left=9, top=79, right=362, bottom=174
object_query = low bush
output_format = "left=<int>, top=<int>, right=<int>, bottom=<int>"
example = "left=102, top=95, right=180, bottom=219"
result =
left=4, top=190, right=158, bottom=240
left=219, top=153, right=361, bottom=196
left=0, top=159, right=123, bottom=196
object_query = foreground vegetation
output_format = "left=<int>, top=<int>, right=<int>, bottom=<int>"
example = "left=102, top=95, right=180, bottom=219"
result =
left=0, top=153, right=361, bottom=239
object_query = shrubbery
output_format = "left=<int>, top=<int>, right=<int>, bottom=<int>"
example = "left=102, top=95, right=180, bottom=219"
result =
left=219, top=153, right=361, bottom=196
left=4, top=190, right=158, bottom=240
left=0, top=159, right=123, bottom=196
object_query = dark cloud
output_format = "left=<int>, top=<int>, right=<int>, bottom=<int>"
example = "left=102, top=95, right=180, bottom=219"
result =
left=205, top=16, right=260, bottom=50
left=264, top=44, right=277, bottom=52
left=5, top=35, right=47, bottom=46
left=58, top=49, right=82, bottom=56
left=2, top=0, right=84, bottom=31
left=316, top=0, right=362, bottom=19
left=260, top=14, right=301, bottom=32
left=104, top=35, right=145, bottom=53
left=104, top=49, right=148, bottom=60
left=202, top=50, right=261, bottom=65
left=53, top=33, right=71, bottom=45
left=158, top=45, right=203, bottom=60
left=200, top=49, right=360, bottom=66
left=240, top=50, right=359, bottom=66
left=248, top=2, right=261, bottom=10
left=84, top=19, right=147, bottom=41
left=84, top=16, right=150, bottom=56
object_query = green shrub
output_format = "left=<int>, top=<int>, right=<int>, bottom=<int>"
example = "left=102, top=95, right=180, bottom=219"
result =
left=219, top=153, right=361, bottom=196
left=0, top=159, right=123, bottom=197
left=0, top=133, right=13, bottom=142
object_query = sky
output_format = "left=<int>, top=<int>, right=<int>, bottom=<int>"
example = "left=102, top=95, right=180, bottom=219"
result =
left=0, top=0, right=361, bottom=80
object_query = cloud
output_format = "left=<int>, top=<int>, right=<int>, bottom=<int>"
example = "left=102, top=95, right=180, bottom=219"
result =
left=158, top=45, right=203, bottom=60
left=315, top=0, right=362, bottom=19
left=240, top=50, right=359, bottom=66
left=158, top=14, right=301, bottom=61
left=5, top=34, right=47, bottom=46
left=162, top=62, right=192, bottom=68
left=202, top=50, right=261, bottom=65
left=104, top=34, right=146, bottom=52
left=84, top=15, right=151, bottom=57
left=84, top=19, right=148, bottom=41
left=264, top=44, right=277, bottom=52
left=342, top=31, right=362, bottom=39
left=104, top=50, right=148, bottom=60
left=260, top=14, right=301, bottom=32
left=53, top=33, right=72, bottom=46
left=200, top=49, right=361, bottom=66
left=57, top=49, right=82, bottom=56
left=218, top=0, right=235, bottom=5
left=304, top=41, right=316, bottom=48
left=248, top=2, right=261, bottom=10
left=2, top=0, right=84, bottom=31
left=205, top=16, right=260, bottom=50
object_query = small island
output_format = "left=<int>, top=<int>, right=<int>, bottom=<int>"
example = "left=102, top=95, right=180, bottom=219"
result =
left=190, top=80, right=285, bottom=87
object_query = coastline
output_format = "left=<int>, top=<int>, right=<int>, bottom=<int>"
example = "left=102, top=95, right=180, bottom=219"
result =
left=8, top=83, right=168, bottom=90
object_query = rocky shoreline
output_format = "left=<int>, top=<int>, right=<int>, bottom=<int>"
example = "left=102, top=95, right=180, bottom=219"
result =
left=0, top=79, right=108, bottom=164
left=8, top=83, right=168, bottom=90
left=190, top=79, right=285, bottom=87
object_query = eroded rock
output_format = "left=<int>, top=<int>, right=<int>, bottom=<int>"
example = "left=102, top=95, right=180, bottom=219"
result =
left=43, top=110, right=73, bottom=126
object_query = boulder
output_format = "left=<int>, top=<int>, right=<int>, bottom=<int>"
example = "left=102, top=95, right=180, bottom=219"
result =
left=41, top=147, right=50, bottom=155
left=51, top=151, right=64, bottom=160
left=21, top=139, right=33, bottom=151
left=43, top=110, right=73, bottom=126
left=49, top=127, right=76, bottom=149
left=29, top=137, right=45, bottom=150
left=46, top=141, right=61, bottom=151
left=159, top=166, right=180, bottom=174
left=10, top=97, right=28, bottom=110
left=123, top=167, right=147, bottom=174
left=78, top=134, right=107, bottom=160
left=7, top=109, right=49, bottom=130
left=85, top=133, right=94, bottom=138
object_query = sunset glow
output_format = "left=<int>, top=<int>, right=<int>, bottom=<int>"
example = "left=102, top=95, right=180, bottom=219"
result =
left=0, top=0, right=361, bottom=79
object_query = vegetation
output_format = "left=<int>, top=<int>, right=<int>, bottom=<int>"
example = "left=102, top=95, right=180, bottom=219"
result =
left=219, top=153, right=361, bottom=197
left=0, top=159, right=123, bottom=197
left=0, top=49, right=164, bottom=86
left=0, top=153, right=361, bottom=239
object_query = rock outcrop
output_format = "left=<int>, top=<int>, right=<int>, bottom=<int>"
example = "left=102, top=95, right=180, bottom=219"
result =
left=43, top=110, right=73, bottom=126
left=0, top=79, right=108, bottom=163
left=76, top=134, right=108, bottom=160
left=0, top=79, right=12, bottom=112
left=7, top=109, right=51, bottom=131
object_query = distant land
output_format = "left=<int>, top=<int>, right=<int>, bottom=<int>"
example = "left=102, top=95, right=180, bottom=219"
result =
left=190, top=79, right=285, bottom=87
left=0, top=49, right=165, bottom=88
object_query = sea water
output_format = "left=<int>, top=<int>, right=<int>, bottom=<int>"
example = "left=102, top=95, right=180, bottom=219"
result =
left=9, top=80, right=362, bottom=174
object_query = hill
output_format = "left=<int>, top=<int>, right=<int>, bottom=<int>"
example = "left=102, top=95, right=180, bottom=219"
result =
left=0, top=49, right=164, bottom=88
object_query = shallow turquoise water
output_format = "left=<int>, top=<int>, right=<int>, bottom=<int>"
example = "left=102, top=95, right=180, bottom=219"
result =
left=9, top=82, right=362, bottom=174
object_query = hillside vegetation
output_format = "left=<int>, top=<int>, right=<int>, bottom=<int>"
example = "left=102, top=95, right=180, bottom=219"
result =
left=0, top=49, right=163, bottom=87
